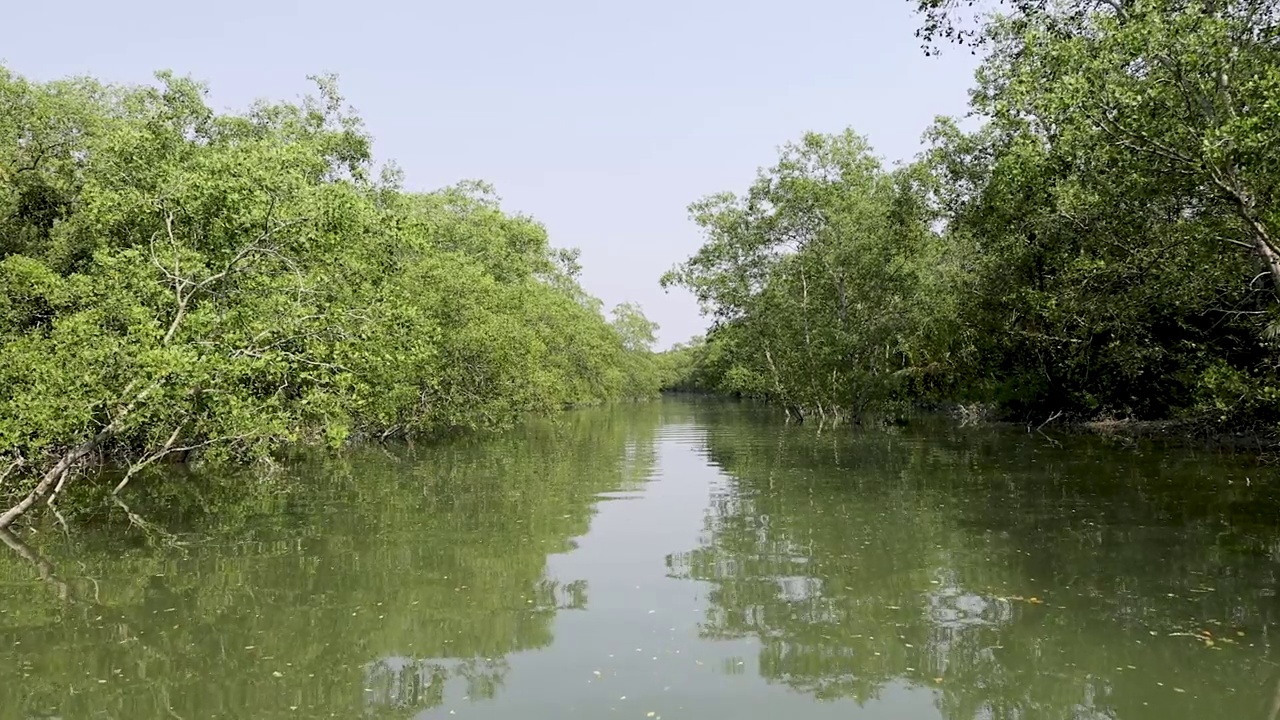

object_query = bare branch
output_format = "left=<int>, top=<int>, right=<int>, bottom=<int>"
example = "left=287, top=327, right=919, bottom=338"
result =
left=113, top=419, right=187, bottom=494
left=0, top=456, right=23, bottom=488
left=46, top=467, right=72, bottom=508
left=154, top=198, right=309, bottom=346
left=191, top=216, right=309, bottom=295
left=1095, top=0, right=1126, bottom=16
left=165, top=212, right=184, bottom=293
left=230, top=348, right=352, bottom=373
left=0, top=379, right=164, bottom=530
left=149, top=229, right=183, bottom=286
left=1217, top=235, right=1256, bottom=249
left=1091, top=108, right=1198, bottom=167
left=114, top=430, right=251, bottom=495
left=111, top=496, right=184, bottom=546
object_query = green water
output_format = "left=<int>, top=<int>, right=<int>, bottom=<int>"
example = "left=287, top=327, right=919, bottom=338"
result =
left=2, top=399, right=1279, bottom=719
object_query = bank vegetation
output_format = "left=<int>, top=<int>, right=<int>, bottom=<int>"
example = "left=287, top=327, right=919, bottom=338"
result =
left=659, top=0, right=1280, bottom=441
left=0, top=68, right=666, bottom=528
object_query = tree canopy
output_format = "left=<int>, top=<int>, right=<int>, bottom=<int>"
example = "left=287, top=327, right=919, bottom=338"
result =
left=0, top=67, right=664, bottom=527
left=662, top=0, right=1280, bottom=431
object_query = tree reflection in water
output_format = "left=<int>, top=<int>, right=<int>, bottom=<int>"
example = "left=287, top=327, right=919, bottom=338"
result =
left=669, top=414, right=1280, bottom=719
left=0, top=403, right=669, bottom=719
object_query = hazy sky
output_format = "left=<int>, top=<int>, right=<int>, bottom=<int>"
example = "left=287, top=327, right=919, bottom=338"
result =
left=3, top=0, right=980, bottom=347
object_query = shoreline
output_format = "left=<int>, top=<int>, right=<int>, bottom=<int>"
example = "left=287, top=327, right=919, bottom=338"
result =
left=957, top=413, right=1280, bottom=453
left=1065, top=418, right=1278, bottom=452
left=663, top=392, right=1280, bottom=452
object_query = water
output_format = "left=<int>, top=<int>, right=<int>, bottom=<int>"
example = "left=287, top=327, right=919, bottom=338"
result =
left=2, top=399, right=1278, bottom=719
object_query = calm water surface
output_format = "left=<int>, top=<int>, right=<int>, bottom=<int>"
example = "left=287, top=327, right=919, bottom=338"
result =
left=2, top=399, right=1279, bottom=719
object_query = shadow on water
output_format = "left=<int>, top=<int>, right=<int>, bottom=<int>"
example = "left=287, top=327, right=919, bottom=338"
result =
left=667, top=407, right=1280, bottom=719
left=0, top=402, right=678, bottom=719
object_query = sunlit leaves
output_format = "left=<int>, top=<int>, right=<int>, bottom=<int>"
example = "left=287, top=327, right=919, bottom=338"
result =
left=0, top=66, right=663, bottom=520
left=663, top=130, right=967, bottom=415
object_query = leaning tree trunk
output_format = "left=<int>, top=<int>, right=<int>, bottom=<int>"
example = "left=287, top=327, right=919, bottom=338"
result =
left=0, top=382, right=158, bottom=530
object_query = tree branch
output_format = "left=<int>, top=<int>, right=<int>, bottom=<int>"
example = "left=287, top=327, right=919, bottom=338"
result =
left=0, top=380, right=163, bottom=530
left=1091, top=108, right=1198, bottom=167
left=155, top=197, right=309, bottom=346
left=112, top=418, right=188, bottom=494
left=0, top=456, right=23, bottom=489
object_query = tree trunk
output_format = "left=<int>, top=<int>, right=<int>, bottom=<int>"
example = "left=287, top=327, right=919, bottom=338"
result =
left=836, top=274, right=848, bottom=329
left=800, top=266, right=812, bottom=348
left=1210, top=167, right=1280, bottom=295
left=1247, top=216, right=1280, bottom=295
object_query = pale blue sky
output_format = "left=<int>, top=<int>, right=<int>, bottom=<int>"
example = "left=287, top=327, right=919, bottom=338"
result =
left=3, top=0, right=979, bottom=347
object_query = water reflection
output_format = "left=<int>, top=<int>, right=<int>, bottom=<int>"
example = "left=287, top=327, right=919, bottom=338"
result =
left=3, top=401, right=1280, bottom=719
left=669, top=414, right=1280, bottom=719
left=0, top=403, right=671, bottom=719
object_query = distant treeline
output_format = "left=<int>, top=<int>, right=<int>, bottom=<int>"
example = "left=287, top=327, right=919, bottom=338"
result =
left=659, top=0, right=1280, bottom=432
left=0, top=67, right=669, bottom=526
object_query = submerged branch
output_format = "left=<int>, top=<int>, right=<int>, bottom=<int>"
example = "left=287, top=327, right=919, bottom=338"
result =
left=0, top=528, right=71, bottom=601
left=112, top=495, right=185, bottom=547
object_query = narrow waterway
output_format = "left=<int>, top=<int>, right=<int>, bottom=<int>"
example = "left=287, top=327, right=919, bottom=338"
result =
left=1, top=399, right=1277, bottom=719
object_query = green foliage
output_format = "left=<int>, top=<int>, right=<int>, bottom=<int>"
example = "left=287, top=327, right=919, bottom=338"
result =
left=945, top=0, right=1280, bottom=423
left=654, top=335, right=718, bottom=393
left=665, top=0, right=1280, bottom=425
left=0, top=67, right=663, bottom=523
left=608, top=301, right=666, bottom=399
left=667, top=0, right=1280, bottom=429
left=661, top=130, right=969, bottom=419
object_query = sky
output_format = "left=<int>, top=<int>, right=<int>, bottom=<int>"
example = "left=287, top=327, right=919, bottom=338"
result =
left=2, top=0, right=980, bottom=348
